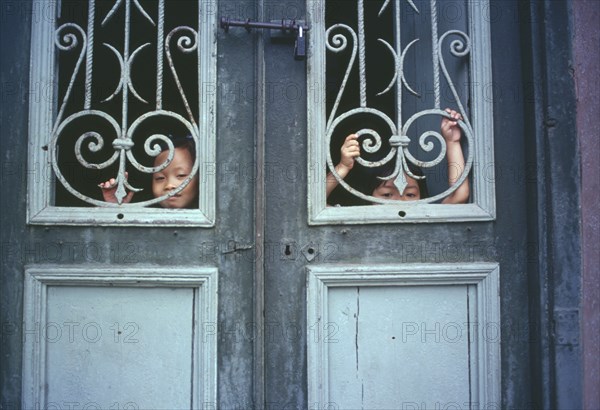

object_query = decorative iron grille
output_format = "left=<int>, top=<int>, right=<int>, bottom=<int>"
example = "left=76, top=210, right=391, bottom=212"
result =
left=326, top=0, right=473, bottom=204
left=308, top=0, right=495, bottom=223
left=28, top=0, right=216, bottom=225
left=51, top=0, right=202, bottom=206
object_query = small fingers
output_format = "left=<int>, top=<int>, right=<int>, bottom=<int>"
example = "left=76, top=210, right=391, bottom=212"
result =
left=344, top=140, right=359, bottom=149
left=98, top=178, right=117, bottom=189
left=443, top=110, right=462, bottom=128
left=99, top=172, right=131, bottom=189
left=343, top=145, right=360, bottom=153
left=124, top=191, right=135, bottom=203
left=343, top=134, right=358, bottom=145
left=343, top=150, right=360, bottom=158
left=445, top=108, right=462, bottom=120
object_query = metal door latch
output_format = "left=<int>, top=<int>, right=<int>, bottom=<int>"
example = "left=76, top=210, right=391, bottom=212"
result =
left=294, top=26, right=306, bottom=61
left=220, top=18, right=309, bottom=60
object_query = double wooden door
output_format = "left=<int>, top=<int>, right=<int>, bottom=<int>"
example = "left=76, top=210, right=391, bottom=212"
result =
left=9, top=0, right=533, bottom=408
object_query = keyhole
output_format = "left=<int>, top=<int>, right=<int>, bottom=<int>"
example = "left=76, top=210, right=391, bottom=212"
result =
left=285, top=245, right=292, bottom=256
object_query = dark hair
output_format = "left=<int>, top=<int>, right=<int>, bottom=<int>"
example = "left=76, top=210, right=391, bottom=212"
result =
left=367, top=162, right=429, bottom=199
left=157, top=135, right=196, bottom=162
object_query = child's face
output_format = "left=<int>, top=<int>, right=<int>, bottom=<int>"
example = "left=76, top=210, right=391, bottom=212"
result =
left=372, top=173, right=420, bottom=201
left=152, top=147, right=198, bottom=208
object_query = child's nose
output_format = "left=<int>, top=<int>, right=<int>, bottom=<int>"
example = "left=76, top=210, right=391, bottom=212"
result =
left=165, top=177, right=178, bottom=190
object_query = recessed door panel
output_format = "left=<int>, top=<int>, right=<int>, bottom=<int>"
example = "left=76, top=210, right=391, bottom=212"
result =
left=328, top=285, right=470, bottom=408
left=45, top=286, right=194, bottom=409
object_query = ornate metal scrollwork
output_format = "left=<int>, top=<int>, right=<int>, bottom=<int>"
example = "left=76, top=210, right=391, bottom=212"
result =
left=326, top=0, right=474, bottom=204
left=49, top=0, right=201, bottom=206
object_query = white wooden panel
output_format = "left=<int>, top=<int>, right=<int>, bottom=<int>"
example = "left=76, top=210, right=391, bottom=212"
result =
left=307, top=263, right=500, bottom=409
left=45, top=286, right=194, bottom=409
left=22, top=265, right=218, bottom=410
left=328, top=286, right=470, bottom=408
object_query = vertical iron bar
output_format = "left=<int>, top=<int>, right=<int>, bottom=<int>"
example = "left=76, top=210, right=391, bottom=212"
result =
left=156, top=0, right=164, bottom=109
left=116, top=0, right=132, bottom=203
left=358, top=0, right=367, bottom=107
left=430, top=0, right=440, bottom=108
left=122, top=0, right=130, bottom=136
left=394, top=0, right=402, bottom=127
left=85, top=0, right=95, bottom=109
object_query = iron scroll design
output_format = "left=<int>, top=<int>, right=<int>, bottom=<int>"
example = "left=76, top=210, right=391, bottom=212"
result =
left=325, top=0, right=474, bottom=204
left=48, top=0, right=200, bottom=207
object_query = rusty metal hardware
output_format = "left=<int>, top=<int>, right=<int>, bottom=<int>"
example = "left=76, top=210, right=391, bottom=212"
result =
left=220, top=18, right=309, bottom=60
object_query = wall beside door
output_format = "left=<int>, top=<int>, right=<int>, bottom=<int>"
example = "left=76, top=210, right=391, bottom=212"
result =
left=573, top=1, right=600, bottom=408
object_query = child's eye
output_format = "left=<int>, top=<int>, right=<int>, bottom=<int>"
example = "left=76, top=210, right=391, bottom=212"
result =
left=177, top=174, right=189, bottom=178
left=154, top=176, right=165, bottom=181
left=382, top=193, right=393, bottom=198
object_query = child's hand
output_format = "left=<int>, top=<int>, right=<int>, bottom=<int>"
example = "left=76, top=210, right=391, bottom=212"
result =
left=338, top=134, right=360, bottom=172
left=441, top=108, right=463, bottom=143
left=327, top=134, right=361, bottom=198
left=98, top=172, right=134, bottom=203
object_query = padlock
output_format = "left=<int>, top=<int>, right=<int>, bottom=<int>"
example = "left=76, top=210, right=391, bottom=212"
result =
left=295, top=26, right=306, bottom=61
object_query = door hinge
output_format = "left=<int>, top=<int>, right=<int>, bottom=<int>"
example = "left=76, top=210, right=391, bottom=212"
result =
left=220, top=18, right=309, bottom=60
left=553, top=308, right=579, bottom=347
